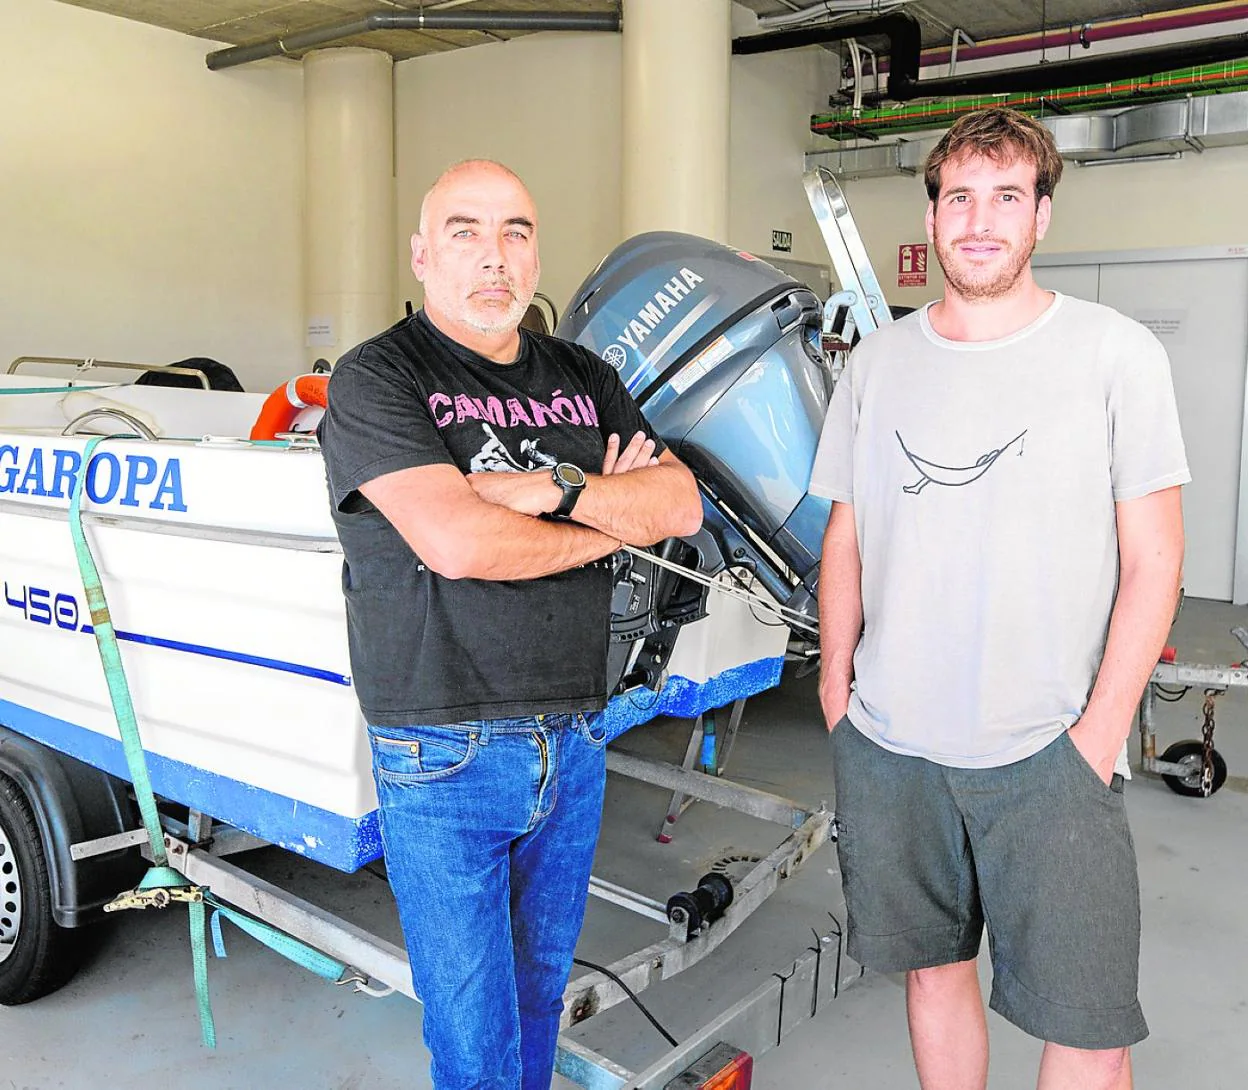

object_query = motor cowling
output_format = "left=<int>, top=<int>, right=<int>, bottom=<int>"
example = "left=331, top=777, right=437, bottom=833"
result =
left=558, top=232, right=832, bottom=595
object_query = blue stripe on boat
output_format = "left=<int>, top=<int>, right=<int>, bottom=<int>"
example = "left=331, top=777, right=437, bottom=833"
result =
left=78, top=625, right=351, bottom=686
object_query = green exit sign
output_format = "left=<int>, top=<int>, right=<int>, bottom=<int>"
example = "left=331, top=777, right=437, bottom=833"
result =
left=771, top=230, right=792, bottom=253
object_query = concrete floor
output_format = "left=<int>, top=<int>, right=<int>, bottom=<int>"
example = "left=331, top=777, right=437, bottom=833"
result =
left=2, top=598, right=1246, bottom=1089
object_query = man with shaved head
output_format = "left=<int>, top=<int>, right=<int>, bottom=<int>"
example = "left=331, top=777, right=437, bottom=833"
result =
left=318, top=160, right=702, bottom=1089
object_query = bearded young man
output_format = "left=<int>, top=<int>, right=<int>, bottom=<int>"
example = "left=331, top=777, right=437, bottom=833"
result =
left=318, top=159, right=701, bottom=1090
left=810, top=108, right=1188, bottom=1089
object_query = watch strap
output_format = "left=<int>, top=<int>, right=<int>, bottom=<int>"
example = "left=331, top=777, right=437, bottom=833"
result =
left=552, top=484, right=581, bottom=519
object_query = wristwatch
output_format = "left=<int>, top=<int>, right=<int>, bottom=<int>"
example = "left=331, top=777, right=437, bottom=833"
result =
left=550, top=462, right=587, bottom=519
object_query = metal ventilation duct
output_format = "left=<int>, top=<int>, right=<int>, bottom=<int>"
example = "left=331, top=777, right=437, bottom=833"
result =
left=807, top=141, right=925, bottom=180
left=1052, top=93, right=1248, bottom=159
left=806, top=90, right=1248, bottom=178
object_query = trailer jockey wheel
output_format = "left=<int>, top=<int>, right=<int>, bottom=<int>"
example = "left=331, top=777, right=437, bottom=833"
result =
left=1159, top=740, right=1228, bottom=798
left=0, top=776, right=81, bottom=1005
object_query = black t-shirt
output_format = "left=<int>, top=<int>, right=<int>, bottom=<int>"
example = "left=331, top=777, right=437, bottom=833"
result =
left=318, top=310, right=664, bottom=726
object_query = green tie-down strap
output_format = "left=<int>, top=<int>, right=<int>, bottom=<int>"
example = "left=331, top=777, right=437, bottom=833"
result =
left=208, top=901, right=346, bottom=982
left=138, top=867, right=217, bottom=1048
left=68, top=436, right=168, bottom=863
left=69, top=437, right=347, bottom=1049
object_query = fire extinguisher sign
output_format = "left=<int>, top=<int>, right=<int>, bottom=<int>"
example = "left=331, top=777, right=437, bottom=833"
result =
left=898, top=243, right=928, bottom=287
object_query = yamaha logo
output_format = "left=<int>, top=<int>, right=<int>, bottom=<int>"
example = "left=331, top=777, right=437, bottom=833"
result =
left=602, top=343, right=628, bottom=371
left=608, top=267, right=705, bottom=356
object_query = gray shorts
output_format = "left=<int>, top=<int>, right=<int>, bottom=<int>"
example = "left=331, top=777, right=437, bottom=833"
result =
left=830, top=719, right=1148, bottom=1050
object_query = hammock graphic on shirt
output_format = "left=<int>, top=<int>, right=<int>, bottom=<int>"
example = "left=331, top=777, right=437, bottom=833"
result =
left=896, top=428, right=1027, bottom=494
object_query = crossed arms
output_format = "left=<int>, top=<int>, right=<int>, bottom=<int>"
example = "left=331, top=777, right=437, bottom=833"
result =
left=360, top=431, right=703, bottom=582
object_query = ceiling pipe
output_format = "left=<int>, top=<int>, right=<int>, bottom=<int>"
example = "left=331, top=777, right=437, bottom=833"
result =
left=889, top=31, right=1248, bottom=99
left=734, top=13, right=1248, bottom=104
left=889, top=2, right=1248, bottom=72
left=206, top=9, right=621, bottom=71
left=732, top=11, right=922, bottom=100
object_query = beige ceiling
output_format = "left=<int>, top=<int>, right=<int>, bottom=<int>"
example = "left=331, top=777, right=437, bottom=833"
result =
left=52, top=0, right=625, bottom=61
left=51, top=1, right=1240, bottom=65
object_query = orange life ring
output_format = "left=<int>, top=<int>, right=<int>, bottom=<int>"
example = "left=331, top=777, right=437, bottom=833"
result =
left=249, top=374, right=329, bottom=441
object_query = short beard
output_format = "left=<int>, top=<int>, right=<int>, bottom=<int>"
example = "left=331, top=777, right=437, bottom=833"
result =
left=422, top=255, right=539, bottom=337
left=462, top=292, right=532, bottom=336
left=935, top=225, right=1036, bottom=301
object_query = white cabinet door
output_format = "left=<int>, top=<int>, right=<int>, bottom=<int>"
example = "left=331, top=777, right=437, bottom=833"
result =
left=1098, top=260, right=1248, bottom=602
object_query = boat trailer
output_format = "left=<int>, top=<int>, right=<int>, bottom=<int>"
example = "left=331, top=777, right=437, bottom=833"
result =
left=61, top=713, right=852, bottom=1089
left=1140, top=625, right=1248, bottom=798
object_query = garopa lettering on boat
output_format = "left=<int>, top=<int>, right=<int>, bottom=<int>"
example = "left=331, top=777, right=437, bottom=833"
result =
left=0, top=444, right=187, bottom=511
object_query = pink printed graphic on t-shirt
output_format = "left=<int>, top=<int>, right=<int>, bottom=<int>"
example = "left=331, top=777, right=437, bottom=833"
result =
left=427, top=390, right=599, bottom=430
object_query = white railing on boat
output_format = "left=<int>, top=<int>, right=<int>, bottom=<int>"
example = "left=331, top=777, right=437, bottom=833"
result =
left=8, top=355, right=213, bottom=389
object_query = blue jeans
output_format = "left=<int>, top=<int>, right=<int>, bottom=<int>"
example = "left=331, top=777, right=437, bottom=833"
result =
left=368, top=712, right=608, bottom=1090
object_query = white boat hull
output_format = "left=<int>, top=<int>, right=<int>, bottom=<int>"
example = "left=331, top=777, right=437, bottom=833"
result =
left=0, top=381, right=787, bottom=872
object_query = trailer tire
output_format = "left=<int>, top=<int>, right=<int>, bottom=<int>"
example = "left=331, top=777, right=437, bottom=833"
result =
left=1159, top=740, right=1228, bottom=798
left=0, top=775, right=82, bottom=1005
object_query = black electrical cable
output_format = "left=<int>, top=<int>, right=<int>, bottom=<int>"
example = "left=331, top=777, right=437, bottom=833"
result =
left=626, top=679, right=662, bottom=711
left=571, top=957, right=679, bottom=1048
left=724, top=564, right=788, bottom=629
left=1153, top=685, right=1190, bottom=702
left=358, top=876, right=678, bottom=1050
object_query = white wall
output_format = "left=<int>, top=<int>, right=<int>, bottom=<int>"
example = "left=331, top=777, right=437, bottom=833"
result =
left=394, top=32, right=623, bottom=320
left=1, top=0, right=305, bottom=392
left=729, top=47, right=840, bottom=268
left=839, top=142, right=1248, bottom=311
left=1042, top=144, right=1248, bottom=254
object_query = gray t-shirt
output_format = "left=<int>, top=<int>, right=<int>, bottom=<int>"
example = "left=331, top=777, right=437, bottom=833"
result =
left=809, top=293, right=1190, bottom=768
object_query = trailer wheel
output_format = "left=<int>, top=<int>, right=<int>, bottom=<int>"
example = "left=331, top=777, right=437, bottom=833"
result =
left=0, top=776, right=82, bottom=1004
left=1159, top=741, right=1228, bottom=798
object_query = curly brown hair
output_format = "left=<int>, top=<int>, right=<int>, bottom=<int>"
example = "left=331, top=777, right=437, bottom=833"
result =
left=924, top=108, right=1064, bottom=202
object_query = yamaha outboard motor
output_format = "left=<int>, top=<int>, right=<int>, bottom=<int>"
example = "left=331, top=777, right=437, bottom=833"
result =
left=558, top=233, right=833, bottom=650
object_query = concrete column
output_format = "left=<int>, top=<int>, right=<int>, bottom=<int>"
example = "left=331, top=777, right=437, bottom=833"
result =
left=621, top=0, right=731, bottom=241
left=303, top=48, right=394, bottom=368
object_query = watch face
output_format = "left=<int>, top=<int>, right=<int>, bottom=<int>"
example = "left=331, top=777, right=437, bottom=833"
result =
left=556, top=463, right=586, bottom=488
